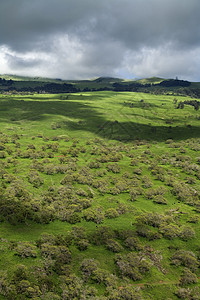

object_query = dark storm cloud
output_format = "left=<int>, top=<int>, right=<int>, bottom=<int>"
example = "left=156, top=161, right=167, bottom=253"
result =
left=0, top=0, right=200, bottom=80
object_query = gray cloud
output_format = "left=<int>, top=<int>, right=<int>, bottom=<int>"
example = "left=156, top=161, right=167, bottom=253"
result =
left=0, top=0, right=200, bottom=80
left=6, top=53, right=42, bottom=69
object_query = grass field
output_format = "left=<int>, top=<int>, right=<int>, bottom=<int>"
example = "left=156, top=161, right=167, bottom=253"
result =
left=0, top=91, right=200, bottom=299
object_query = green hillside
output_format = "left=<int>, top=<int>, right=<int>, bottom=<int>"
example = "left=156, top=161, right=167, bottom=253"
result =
left=0, top=90, right=200, bottom=299
left=135, top=77, right=164, bottom=84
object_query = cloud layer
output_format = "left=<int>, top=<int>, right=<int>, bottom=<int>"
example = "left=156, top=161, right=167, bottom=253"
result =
left=0, top=0, right=200, bottom=80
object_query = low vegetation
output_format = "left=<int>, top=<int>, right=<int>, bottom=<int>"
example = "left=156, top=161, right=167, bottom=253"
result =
left=0, top=89, right=199, bottom=299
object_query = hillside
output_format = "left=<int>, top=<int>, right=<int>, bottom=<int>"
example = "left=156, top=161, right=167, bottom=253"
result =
left=0, top=90, right=200, bottom=299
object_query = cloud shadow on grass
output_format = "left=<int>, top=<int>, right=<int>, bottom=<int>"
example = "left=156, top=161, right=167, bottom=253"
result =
left=0, top=98, right=200, bottom=142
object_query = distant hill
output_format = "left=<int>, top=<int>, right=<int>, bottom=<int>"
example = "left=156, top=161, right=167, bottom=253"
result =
left=1, top=74, right=200, bottom=98
left=93, top=77, right=123, bottom=83
left=0, top=74, right=63, bottom=82
left=135, top=77, right=164, bottom=84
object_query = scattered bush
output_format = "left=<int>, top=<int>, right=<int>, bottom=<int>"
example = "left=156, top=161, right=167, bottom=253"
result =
left=179, top=268, right=198, bottom=286
left=14, top=242, right=37, bottom=258
left=153, top=195, right=167, bottom=205
left=171, top=250, right=199, bottom=272
left=105, top=208, right=119, bottom=219
left=83, top=207, right=105, bottom=224
left=115, top=252, right=151, bottom=281
left=106, top=239, right=123, bottom=253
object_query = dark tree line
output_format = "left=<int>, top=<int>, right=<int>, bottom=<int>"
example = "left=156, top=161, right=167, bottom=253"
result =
left=156, top=79, right=191, bottom=87
left=112, top=82, right=151, bottom=92
left=0, top=77, right=13, bottom=86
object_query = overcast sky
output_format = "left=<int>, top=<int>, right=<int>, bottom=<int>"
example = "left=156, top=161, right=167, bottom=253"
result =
left=0, top=0, right=200, bottom=80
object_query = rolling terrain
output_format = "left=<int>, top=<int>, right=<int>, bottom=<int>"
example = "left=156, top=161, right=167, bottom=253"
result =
left=0, top=85, right=199, bottom=299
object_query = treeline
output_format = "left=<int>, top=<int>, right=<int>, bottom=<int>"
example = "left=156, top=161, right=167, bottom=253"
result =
left=40, top=83, right=78, bottom=93
left=156, top=79, right=191, bottom=87
left=0, top=81, right=79, bottom=94
left=0, top=77, right=14, bottom=86
left=113, top=82, right=150, bottom=92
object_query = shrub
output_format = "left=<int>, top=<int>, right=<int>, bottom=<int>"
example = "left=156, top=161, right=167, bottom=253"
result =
left=175, top=288, right=192, bottom=299
left=66, top=212, right=81, bottom=224
left=80, top=258, right=99, bottom=280
left=145, top=187, right=166, bottom=199
left=159, top=223, right=180, bottom=239
left=179, top=268, right=198, bottom=286
left=76, top=188, right=88, bottom=197
left=133, top=168, right=142, bottom=175
left=124, top=236, right=143, bottom=251
left=75, top=239, right=90, bottom=251
left=105, top=208, right=119, bottom=219
left=12, top=265, right=28, bottom=283
left=88, top=161, right=101, bottom=169
left=15, top=242, right=37, bottom=258
left=153, top=195, right=167, bottom=205
left=108, top=285, right=143, bottom=300
left=107, top=163, right=121, bottom=173
left=41, top=244, right=71, bottom=264
left=187, top=215, right=199, bottom=223
left=141, top=175, right=153, bottom=188
left=129, top=188, right=143, bottom=201
left=116, top=203, right=128, bottom=215
left=91, top=268, right=110, bottom=284
left=130, top=159, right=139, bottom=166
left=171, top=250, right=199, bottom=272
left=90, top=226, right=115, bottom=245
left=28, top=170, right=44, bottom=188
left=106, top=239, right=123, bottom=253
left=179, top=226, right=195, bottom=241
left=61, top=274, right=97, bottom=299
left=109, top=187, right=121, bottom=195
left=136, top=224, right=153, bottom=238
left=0, top=151, right=6, bottom=158
left=36, top=233, right=56, bottom=248
left=44, top=164, right=56, bottom=175
left=185, top=176, right=196, bottom=184
left=115, top=252, right=151, bottom=281
left=114, top=180, right=129, bottom=193
left=83, top=207, right=105, bottom=224
left=72, top=226, right=87, bottom=240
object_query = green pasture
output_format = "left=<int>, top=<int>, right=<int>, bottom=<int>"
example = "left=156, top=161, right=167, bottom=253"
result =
left=0, top=91, right=199, bottom=299
left=0, top=91, right=199, bottom=141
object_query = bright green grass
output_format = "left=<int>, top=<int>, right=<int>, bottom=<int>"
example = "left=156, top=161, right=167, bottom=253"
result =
left=1, top=91, right=199, bottom=141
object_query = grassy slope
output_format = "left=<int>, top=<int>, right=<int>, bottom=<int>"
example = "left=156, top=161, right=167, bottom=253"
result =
left=0, top=91, right=200, bottom=299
